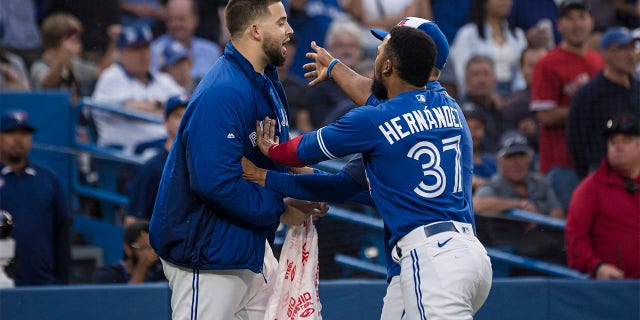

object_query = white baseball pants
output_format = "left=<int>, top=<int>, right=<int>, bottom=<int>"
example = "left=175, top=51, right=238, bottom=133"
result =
left=161, top=241, right=278, bottom=320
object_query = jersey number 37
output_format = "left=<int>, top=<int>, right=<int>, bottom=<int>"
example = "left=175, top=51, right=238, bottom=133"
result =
left=407, top=135, right=462, bottom=198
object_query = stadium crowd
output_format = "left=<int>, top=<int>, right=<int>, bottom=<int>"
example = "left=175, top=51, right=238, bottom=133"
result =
left=0, top=0, right=638, bottom=285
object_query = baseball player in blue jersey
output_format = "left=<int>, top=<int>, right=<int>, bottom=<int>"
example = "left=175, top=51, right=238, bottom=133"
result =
left=242, top=17, right=483, bottom=319
left=255, top=26, right=492, bottom=319
left=148, top=0, right=328, bottom=319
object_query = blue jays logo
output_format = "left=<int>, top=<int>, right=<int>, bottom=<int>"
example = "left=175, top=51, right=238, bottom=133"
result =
left=415, top=94, right=426, bottom=103
left=11, top=111, right=28, bottom=123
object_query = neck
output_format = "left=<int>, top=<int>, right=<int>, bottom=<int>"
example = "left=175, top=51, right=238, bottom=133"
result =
left=560, top=41, right=588, bottom=56
left=164, top=137, right=173, bottom=152
left=386, top=81, right=423, bottom=100
left=231, top=38, right=267, bottom=74
left=487, top=16, right=502, bottom=32
left=603, top=67, right=630, bottom=88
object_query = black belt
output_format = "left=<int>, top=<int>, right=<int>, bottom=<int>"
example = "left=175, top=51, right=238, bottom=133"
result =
left=395, top=222, right=459, bottom=258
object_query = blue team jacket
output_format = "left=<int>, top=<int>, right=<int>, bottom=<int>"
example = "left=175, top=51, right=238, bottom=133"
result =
left=150, top=42, right=289, bottom=272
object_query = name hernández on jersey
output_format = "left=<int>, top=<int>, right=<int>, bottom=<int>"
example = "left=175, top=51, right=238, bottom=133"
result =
left=378, top=105, right=464, bottom=145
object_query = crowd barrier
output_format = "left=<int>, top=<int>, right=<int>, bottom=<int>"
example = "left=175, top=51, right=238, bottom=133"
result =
left=1, top=278, right=638, bottom=320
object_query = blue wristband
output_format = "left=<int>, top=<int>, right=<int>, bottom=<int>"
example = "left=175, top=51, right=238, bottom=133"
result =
left=327, top=58, right=340, bottom=79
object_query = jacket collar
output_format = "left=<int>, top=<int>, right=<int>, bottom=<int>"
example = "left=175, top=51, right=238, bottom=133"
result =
left=0, top=162, right=37, bottom=176
left=223, top=41, right=280, bottom=87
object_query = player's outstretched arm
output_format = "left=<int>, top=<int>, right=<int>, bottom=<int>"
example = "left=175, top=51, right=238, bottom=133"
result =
left=304, top=41, right=373, bottom=106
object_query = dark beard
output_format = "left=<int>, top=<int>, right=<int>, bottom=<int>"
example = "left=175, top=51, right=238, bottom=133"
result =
left=371, top=77, right=388, bottom=100
left=263, top=38, right=286, bottom=67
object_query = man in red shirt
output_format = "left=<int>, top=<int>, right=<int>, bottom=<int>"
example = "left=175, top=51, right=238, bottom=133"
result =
left=565, top=114, right=640, bottom=279
left=530, top=0, right=604, bottom=210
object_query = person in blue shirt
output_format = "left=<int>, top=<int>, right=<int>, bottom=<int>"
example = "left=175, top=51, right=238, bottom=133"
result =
left=92, top=221, right=165, bottom=284
left=148, top=0, right=326, bottom=318
left=0, top=110, right=71, bottom=286
left=125, top=95, right=188, bottom=226
left=256, top=25, right=492, bottom=319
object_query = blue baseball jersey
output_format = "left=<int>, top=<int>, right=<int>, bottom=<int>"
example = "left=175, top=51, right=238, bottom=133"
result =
left=292, top=89, right=474, bottom=245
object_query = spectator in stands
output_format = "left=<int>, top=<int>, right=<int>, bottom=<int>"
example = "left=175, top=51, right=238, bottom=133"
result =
left=568, top=27, right=640, bottom=178
left=125, top=95, right=187, bottom=225
left=0, top=0, right=42, bottom=67
left=92, top=221, right=165, bottom=284
left=530, top=0, right=604, bottom=211
left=159, top=40, right=194, bottom=93
left=92, top=23, right=185, bottom=154
left=0, top=44, right=30, bottom=91
left=0, top=110, right=71, bottom=286
left=509, top=0, right=559, bottom=49
left=465, top=108, right=497, bottom=192
left=450, top=0, right=527, bottom=98
left=501, top=46, right=548, bottom=154
left=473, top=130, right=565, bottom=271
left=307, top=18, right=363, bottom=129
left=566, top=114, right=640, bottom=279
left=120, top=0, right=166, bottom=35
left=151, top=0, right=221, bottom=83
left=287, top=0, right=343, bottom=79
left=45, top=0, right=121, bottom=64
left=30, top=13, right=104, bottom=102
left=459, top=55, right=507, bottom=153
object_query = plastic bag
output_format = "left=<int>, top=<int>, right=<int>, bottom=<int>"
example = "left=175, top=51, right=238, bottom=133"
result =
left=264, top=217, right=322, bottom=320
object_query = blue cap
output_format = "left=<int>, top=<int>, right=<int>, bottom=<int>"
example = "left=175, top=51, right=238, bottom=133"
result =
left=164, top=95, right=189, bottom=118
left=600, top=27, right=638, bottom=49
left=162, top=40, right=189, bottom=67
left=497, top=130, right=533, bottom=158
left=117, top=23, right=153, bottom=49
left=371, top=17, right=449, bottom=70
left=0, top=110, right=36, bottom=133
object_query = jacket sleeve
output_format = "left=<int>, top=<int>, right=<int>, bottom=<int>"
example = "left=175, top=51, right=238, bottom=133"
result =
left=565, top=179, right=601, bottom=275
left=184, top=88, right=284, bottom=227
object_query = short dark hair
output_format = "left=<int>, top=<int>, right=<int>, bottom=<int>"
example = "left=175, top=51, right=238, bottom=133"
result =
left=386, top=26, right=435, bottom=87
left=225, top=0, right=281, bottom=39
left=124, top=221, right=150, bottom=246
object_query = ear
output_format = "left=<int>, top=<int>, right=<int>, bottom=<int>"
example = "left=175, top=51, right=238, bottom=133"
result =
left=123, top=244, right=132, bottom=258
left=382, top=59, right=393, bottom=77
left=248, top=23, right=263, bottom=41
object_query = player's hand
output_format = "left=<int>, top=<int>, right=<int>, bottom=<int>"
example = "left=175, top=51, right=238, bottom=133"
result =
left=595, top=263, right=625, bottom=280
left=256, top=117, right=279, bottom=157
left=303, top=41, right=336, bottom=86
left=280, top=205, right=308, bottom=226
left=241, top=156, right=267, bottom=186
left=285, top=197, right=329, bottom=220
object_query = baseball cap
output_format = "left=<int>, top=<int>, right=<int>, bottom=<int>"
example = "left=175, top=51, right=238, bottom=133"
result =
left=162, top=40, right=189, bottom=68
left=370, top=17, right=449, bottom=70
left=497, top=130, right=533, bottom=158
left=602, top=114, right=640, bottom=137
left=117, top=23, right=153, bottom=49
left=0, top=110, right=36, bottom=133
left=164, top=94, right=189, bottom=118
left=600, top=27, right=639, bottom=49
left=558, top=0, right=590, bottom=18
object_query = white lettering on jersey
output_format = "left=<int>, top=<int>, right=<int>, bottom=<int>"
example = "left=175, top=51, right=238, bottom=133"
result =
left=378, top=106, right=463, bottom=145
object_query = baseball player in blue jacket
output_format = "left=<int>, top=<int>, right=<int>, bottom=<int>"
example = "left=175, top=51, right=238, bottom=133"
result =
left=255, top=26, right=493, bottom=319
left=242, top=17, right=486, bottom=319
left=148, top=0, right=327, bottom=319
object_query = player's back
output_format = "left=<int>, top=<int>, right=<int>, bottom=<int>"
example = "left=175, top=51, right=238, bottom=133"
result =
left=361, top=89, right=474, bottom=244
